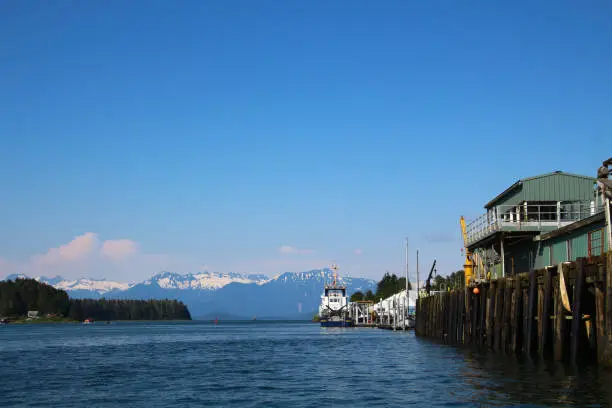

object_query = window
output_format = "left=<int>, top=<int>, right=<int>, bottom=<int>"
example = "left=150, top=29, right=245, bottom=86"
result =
left=567, top=239, right=573, bottom=261
left=549, top=244, right=554, bottom=266
left=588, top=229, right=604, bottom=258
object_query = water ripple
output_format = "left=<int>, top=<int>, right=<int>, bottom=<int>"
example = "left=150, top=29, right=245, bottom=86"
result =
left=1, top=322, right=611, bottom=407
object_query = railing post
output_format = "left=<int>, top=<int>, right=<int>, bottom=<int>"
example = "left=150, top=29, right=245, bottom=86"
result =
left=538, top=205, right=541, bottom=229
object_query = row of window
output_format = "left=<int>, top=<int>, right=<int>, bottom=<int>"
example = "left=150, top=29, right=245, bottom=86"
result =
left=548, top=228, right=604, bottom=265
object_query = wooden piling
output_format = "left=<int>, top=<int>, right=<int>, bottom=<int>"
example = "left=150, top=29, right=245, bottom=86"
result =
left=501, top=279, right=512, bottom=353
left=605, top=252, right=612, bottom=365
left=494, top=278, right=505, bottom=351
left=415, top=256, right=609, bottom=364
left=479, top=284, right=488, bottom=347
left=486, top=281, right=496, bottom=350
left=522, top=283, right=529, bottom=354
left=554, top=265, right=569, bottom=361
left=596, top=280, right=605, bottom=361
left=510, top=279, right=519, bottom=353
left=571, top=259, right=585, bottom=363
left=526, top=269, right=538, bottom=356
left=540, top=267, right=553, bottom=357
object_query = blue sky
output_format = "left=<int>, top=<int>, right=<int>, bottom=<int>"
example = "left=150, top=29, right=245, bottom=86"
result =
left=0, top=1, right=610, bottom=282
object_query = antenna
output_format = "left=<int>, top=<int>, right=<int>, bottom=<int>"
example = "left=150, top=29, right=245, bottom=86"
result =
left=331, top=263, right=339, bottom=286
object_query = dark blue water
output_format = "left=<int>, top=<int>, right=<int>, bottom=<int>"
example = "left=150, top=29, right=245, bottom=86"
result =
left=1, top=321, right=611, bottom=407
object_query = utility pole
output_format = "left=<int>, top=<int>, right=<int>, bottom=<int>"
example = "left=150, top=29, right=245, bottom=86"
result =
left=405, top=237, right=409, bottom=294
left=416, top=249, right=420, bottom=298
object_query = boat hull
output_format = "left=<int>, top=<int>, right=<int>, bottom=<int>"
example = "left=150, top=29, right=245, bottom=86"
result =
left=320, top=318, right=353, bottom=328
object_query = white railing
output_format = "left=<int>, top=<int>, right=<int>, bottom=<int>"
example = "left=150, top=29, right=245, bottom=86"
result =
left=466, top=201, right=604, bottom=246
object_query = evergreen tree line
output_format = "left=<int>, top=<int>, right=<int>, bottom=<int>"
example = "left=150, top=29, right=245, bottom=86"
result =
left=350, top=272, right=412, bottom=302
left=0, top=278, right=191, bottom=321
left=428, top=270, right=465, bottom=292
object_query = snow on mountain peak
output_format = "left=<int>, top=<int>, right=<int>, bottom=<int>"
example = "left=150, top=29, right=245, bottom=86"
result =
left=145, top=271, right=270, bottom=290
left=2, top=274, right=132, bottom=295
left=272, top=268, right=369, bottom=286
left=51, top=278, right=133, bottom=294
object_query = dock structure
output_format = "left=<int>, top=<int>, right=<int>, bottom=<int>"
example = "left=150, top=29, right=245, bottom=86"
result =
left=348, top=301, right=376, bottom=327
left=416, top=160, right=612, bottom=364
left=416, top=254, right=611, bottom=363
left=348, top=290, right=417, bottom=330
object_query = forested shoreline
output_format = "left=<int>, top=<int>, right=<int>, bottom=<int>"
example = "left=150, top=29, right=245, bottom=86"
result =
left=350, top=272, right=412, bottom=302
left=0, top=278, right=191, bottom=322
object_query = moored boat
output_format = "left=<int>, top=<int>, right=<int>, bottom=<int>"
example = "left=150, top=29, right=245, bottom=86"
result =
left=318, top=264, right=353, bottom=328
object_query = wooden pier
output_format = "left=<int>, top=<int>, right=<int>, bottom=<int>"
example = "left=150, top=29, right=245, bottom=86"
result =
left=415, top=253, right=612, bottom=364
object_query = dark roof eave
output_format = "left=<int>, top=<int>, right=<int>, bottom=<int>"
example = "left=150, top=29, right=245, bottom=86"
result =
left=484, top=180, right=522, bottom=209
left=466, top=231, right=501, bottom=250
left=483, top=171, right=597, bottom=210
left=539, top=212, right=606, bottom=241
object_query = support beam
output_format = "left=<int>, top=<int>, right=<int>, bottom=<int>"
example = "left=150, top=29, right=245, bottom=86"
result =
left=501, top=235, right=505, bottom=278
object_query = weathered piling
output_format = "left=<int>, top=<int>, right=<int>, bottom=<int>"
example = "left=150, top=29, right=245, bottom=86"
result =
left=416, top=255, right=611, bottom=364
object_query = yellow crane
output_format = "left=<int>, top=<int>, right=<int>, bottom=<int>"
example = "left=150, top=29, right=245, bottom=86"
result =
left=460, top=216, right=474, bottom=288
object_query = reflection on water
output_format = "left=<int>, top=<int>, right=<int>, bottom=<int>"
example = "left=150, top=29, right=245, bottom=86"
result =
left=0, top=321, right=609, bottom=407
left=455, top=346, right=612, bottom=406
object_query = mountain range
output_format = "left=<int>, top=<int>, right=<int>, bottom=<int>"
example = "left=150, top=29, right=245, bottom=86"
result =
left=4, top=269, right=377, bottom=320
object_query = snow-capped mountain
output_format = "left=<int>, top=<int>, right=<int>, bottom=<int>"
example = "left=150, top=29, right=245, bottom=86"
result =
left=193, top=268, right=377, bottom=319
left=143, top=271, right=269, bottom=290
left=271, top=269, right=374, bottom=292
left=4, top=274, right=133, bottom=297
left=3, top=268, right=378, bottom=319
left=3, top=271, right=271, bottom=298
left=43, top=277, right=133, bottom=294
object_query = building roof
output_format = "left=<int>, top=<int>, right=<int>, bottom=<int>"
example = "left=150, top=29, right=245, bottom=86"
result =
left=484, top=171, right=596, bottom=209
left=538, top=211, right=605, bottom=241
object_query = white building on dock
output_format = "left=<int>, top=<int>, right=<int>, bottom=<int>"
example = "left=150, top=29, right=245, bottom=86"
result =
left=349, top=289, right=418, bottom=329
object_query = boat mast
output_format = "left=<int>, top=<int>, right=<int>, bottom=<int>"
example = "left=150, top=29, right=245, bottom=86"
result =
left=405, top=238, right=409, bottom=294
left=416, top=249, right=420, bottom=298
left=331, top=263, right=338, bottom=286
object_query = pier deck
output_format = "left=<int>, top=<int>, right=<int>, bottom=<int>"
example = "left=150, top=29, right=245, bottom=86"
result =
left=415, top=253, right=612, bottom=364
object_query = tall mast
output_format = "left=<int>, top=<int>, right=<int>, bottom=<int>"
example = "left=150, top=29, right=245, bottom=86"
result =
left=405, top=237, right=409, bottom=293
left=416, top=250, right=420, bottom=298
left=331, top=263, right=338, bottom=286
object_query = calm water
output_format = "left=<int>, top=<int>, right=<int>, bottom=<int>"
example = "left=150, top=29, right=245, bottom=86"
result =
left=1, top=321, right=611, bottom=407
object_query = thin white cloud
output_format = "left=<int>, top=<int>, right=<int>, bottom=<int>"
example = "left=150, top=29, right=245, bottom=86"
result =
left=101, top=239, right=138, bottom=260
left=278, top=245, right=315, bottom=255
left=32, top=232, right=98, bottom=265
left=354, top=249, right=363, bottom=255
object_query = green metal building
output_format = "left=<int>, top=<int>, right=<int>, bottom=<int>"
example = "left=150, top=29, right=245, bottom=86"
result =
left=535, top=212, right=607, bottom=268
left=465, top=171, right=606, bottom=279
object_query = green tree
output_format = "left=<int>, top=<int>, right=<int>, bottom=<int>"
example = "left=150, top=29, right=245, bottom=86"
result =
left=350, top=291, right=364, bottom=302
left=0, top=279, right=192, bottom=321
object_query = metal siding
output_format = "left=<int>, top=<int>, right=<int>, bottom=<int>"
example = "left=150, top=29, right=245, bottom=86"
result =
left=572, top=234, right=588, bottom=259
left=552, top=239, right=568, bottom=263
left=535, top=245, right=549, bottom=269
left=495, top=186, right=524, bottom=208
left=521, top=174, right=595, bottom=203
left=539, top=218, right=606, bottom=261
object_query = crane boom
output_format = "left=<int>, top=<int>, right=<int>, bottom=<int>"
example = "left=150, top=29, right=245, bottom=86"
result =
left=424, top=260, right=437, bottom=295
left=460, top=216, right=474, bottom=287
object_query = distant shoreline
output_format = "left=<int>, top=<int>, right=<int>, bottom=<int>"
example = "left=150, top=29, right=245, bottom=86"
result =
left=4, top=317, right=193, bottom=325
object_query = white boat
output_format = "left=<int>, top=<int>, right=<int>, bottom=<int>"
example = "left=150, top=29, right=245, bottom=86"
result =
left=318, top=264, right=353, bottom=327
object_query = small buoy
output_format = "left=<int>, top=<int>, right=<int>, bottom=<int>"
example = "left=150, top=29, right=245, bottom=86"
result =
left=473, top=287, right=480, bottom=295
